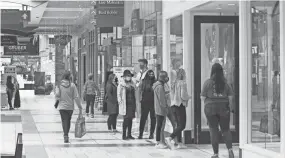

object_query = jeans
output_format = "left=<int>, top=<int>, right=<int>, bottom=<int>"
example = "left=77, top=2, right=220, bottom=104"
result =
left=167, top=106, right=177, bottom=131
left=59, top=110, right=73, bottom=137
left=204, top=103, right=233, bottom=154
left=156, top=115, right=166, bottom=142
left=123, top=118, right=133, bottom=137
left=107, top=114, right=118, bottom=130
left=139, top=101, right=156, bottom=136
left=170, top=104, right=186, bottom=143
left=86, top=94, right=95, bottom=114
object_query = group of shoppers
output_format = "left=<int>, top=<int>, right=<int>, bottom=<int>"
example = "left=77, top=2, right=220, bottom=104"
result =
left=55, top=61, right=235, bottom=158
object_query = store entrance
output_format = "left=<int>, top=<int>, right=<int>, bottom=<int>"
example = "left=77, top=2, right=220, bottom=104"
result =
left=193, top=16, right=239, bottom=144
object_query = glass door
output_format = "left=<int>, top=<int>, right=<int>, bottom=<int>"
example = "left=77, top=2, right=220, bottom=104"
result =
left=194, top=16, right=239, bottom=144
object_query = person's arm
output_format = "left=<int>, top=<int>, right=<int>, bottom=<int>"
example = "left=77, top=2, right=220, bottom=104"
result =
left=200, top=80, right=208, bottom=103
left=105, top=84, right=112, bottom=102
left=157, top=85, right=167, bottom=108
left=117, top=84, right=123, bottom=105
left=83, top=82, right=87, bottom=95
left=55, top=85, right=61, bottom=99
left=73, top=84, right=83, bottom=114
left=227, top=83, right=235, bottom=112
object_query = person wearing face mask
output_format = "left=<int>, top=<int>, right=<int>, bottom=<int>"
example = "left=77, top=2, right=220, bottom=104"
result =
left=138, top=70, right=156, bottom=139
left=106, top=73, right=119, bottom=133
left=152, top=71, right=169, bottom=148
left=118, top=70, right=137, bottom=140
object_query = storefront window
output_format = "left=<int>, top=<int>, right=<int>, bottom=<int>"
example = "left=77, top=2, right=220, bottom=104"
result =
left=251, top=1, right=280, bottom=152
left=169, top=15, right=183, bottom=82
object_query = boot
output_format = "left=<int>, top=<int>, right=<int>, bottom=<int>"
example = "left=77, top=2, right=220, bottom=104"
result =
left=64, top=136, right=69, bottom=143
left=127, top=119, right=135, bottom=139
left=149, top=133, right=154, bottom=139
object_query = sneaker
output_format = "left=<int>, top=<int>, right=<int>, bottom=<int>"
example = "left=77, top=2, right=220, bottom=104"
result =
left=9, top=107, right=14, bottom=110
left=165, top=137, right=175, bottom=149
left=64, top=136, right=69, bottom=143
left=113, top=129, right=118, bottom=133
left=228, top=149, right=234, bottom=158
left=122, top=136, right=127, bottom=140
left=91, top=114, right=94, bottom=118
left=149, top=134, right=154, bottom=139
left=176, top=143, right=186, bottom=149
left=155, top=143, right=167, bottom=149
left=86, top=113, right=89, bottom=117
left=127, top=136, right=135, bottom=140
left=211, top=154, right=219, bottom=158
left=138, top=135, right=143, bottom=139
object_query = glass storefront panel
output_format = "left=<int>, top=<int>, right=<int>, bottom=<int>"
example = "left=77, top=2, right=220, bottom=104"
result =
left=251, top=1, right=280, bottom=152
left=169, top=15, right=183, bottom=83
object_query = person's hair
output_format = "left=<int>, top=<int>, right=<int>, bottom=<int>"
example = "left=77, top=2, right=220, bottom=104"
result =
left=108, top=73, right=116, bottom=83
left=177, top=69, right=186, bottom=80
left=142, top=70, right=156, bottom=92
left=158, top=71, right=168, bottom=83
left=210, top=63, right=226, bottom=94
left=138, top=59, right=148, bottom=65
left=88, top=74, right=93, bottom=80
left=62, top=71, right=71, bottom=81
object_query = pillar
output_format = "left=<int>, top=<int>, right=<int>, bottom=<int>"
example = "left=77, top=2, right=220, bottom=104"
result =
left=54, top=35, right=72, bottom=85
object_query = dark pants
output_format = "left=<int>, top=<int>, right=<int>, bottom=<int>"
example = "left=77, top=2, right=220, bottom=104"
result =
left=156, top=115, right=166, bottom=142
left=59, top=110, right=73, bottom=137
left=167, top=106, right=177, bottom=131
left=170, top=104, right=186, bottom=143
left=139, top=101, right=156, bottom=136
left=123, top=117, right=133, bottom=137
left=204, top=103, right=233, bottom=154
left=107, top=114, right=118, bottom=130
left=86, top=94, right=95, bottom=114
left=7, top=91, right=13, bottom=108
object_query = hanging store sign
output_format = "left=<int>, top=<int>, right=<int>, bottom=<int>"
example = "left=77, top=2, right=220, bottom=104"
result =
left=96, top=7, right=124, bottom=27
left=1, top=36, right=17, bottom=46
left=97, top=1, right=124, bottom=7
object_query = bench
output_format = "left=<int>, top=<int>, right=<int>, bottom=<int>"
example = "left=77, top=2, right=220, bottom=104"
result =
left=1, top=133, right=23, bottom=158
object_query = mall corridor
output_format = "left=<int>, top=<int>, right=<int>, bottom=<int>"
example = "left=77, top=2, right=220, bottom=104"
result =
left=1, top=90, right=239, bottom=158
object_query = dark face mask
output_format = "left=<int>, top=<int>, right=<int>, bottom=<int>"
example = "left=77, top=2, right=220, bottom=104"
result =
left=114, top=78, right=118, bottom=83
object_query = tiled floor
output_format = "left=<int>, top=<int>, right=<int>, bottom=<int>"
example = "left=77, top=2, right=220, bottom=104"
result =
left=1, top=90, right=239, bottom=158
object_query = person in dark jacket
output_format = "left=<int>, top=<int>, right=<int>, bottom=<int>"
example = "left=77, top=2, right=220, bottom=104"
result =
left=6, top=76, right=15, bottom=110
left=138, top=70, right=156, bottom=139
left=153, top=71, right=169, bottom=149
left=13, top=78, right=21, bottom=109
left=83, top=73, right=100, bottom=118
left=106, top=73, right=119, bottom=133
left=118, top=70, right=137, bottom=140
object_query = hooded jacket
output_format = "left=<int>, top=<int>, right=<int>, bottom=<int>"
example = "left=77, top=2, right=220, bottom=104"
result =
left=153, top=81, right=168, bottom=116
left=55, top=80, right=80, bottom=110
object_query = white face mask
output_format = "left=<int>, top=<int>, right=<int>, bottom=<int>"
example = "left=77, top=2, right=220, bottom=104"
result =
left=125, top=77, right=132, bottom=81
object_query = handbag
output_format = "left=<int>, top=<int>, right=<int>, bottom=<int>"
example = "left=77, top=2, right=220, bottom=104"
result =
left=75, top=116, right=86, bottom=138
left=54, top=86, right=61, bottom=109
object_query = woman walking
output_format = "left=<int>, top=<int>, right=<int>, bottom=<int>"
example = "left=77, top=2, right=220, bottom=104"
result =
left=138, top=70, right=156, bottom=139
left=13, top=77, right=21, bottom=109
left=83, top=73, right=100, bottom=118
left=55, top=71, right=83, bottom=143
left=6, top=76, right=15, bottom=110
left=118, top=70, right=137, bottom=140
left=166, top=69, right=190, bottom=149
left=200, top=63, right=234, bottom=158
left=106, top=74, right=119, bottom=133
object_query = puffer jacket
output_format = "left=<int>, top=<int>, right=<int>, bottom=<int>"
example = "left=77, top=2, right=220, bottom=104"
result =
left=153, top=81, right=168, bottom=116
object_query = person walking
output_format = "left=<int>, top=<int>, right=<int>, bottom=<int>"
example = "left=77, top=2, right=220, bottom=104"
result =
left=55, top=71, right=83, bottom=143
left=153, top=71, right=169, bottom=148
left=118, top=70, right=137, bottom=140
left=138, top=70, right=156, bottom=139
left=200, top=63, right=234, bottom=158
left=105, top=73, right=119, bottom=133
left=13, top=77, right=21, bottom=109
left=6, top=76, right=15, bottom=110
left=166, top=69, right=190, bottom=149
left=83, top=73, right=100, bottom=118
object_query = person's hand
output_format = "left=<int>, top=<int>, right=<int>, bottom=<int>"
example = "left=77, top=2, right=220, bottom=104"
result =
left=79, top=109, right=83, bottom=117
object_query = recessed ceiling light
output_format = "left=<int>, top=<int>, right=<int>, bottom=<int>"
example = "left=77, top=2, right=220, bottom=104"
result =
left=228, top=4, right=235, bottom=6
left=216, top=7, right=222, bottom=10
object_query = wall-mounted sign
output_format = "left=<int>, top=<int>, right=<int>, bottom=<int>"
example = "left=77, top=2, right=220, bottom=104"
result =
left=96, top=7, right=124, bottom=27
left=4, top=35, right=39, bottom=56
left=130, top=9, right=142, bottom=35
left=1, top=36, right=17, bottom=46
left=98, top=1, right=124, bottom=8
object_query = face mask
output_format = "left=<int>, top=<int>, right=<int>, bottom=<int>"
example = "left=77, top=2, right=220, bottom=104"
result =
left=114, top=78, right=118, bottom=83
left=164, top=77, right=169, bottom=83
left=125, top=77, right=131, bottom=81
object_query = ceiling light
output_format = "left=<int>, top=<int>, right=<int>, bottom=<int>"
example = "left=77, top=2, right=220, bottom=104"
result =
left=228, top=4, right=235, bottom=6
left=216, top=7, right=222, bottom=10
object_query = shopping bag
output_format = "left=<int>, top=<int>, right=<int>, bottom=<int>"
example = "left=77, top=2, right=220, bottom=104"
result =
left=75, top=116, right=86, bottom=138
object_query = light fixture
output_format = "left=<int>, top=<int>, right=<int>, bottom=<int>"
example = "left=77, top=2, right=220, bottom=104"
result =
left=228, top=3, right=235, bottom=6
left=216, top=7, right=222, bottom=10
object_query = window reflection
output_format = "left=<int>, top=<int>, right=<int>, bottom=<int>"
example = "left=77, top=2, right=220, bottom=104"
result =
left=251, top=1, right=280, bottom=153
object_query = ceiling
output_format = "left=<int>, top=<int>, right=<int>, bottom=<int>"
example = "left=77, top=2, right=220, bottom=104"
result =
left=192, top=1, right=239, bottom=14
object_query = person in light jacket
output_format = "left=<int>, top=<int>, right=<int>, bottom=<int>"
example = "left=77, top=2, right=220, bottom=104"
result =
left=153, top=71, right=169, bottom=149
left=166, top=69, right=191, bottom=149
left=105, top=73, right=119, bottom=132
left=55, top=71, right=83, bottom=143
left=118, top=70, right=137, bottom=140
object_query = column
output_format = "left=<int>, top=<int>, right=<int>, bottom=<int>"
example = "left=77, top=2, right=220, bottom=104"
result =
left=280, top=0, right=285, bottom=155
left=239, top=0, right=252, bottom=146
left=182, top=10, right=193, bottom=144
left=54, top=35, right=72, bottom=85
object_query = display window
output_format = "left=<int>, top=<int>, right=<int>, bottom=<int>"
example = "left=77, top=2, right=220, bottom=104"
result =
left=250, top=0, right=280, bottom=152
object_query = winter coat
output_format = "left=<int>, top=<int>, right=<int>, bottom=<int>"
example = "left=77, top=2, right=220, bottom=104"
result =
left=106, top=82, right=118, bottom=114
left=117, top=81, right=137, bottom=116
left=153, top=81, right=168, bottom=116
left=83, top=80, right=100, bottom=95
left=170, top=80, right=190, bottom=106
